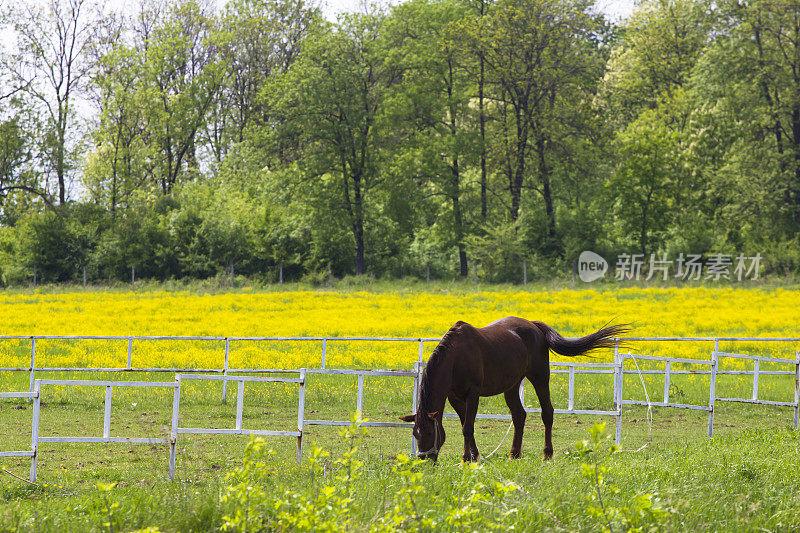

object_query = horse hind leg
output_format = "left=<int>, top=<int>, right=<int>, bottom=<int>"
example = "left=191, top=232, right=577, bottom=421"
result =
left=529, top=374, right=555, bottom=460
left=503, top=384, right=527, bottom=459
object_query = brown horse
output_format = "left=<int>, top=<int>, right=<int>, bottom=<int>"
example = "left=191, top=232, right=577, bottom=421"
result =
left=400, top=317, right=628, bottom=462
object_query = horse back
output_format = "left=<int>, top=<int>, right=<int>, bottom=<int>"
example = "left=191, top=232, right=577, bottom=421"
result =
left=449, top=318, right=541, bottom=396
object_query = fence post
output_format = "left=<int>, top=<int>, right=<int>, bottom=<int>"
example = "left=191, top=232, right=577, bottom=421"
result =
left=426, top=262, right=430, bottom=285
left=236, top=379, right=245, bottom=430
left=356, top=374, right=364, bottom=419
left=663, top=360, right=671, bottom=404
left=103, top=386, right=113, bottom=438
left=30, top=380, right=41, bottom=483
left=568, top=365, right=575, bottom=412
left=33, top=265, right=37, bottom=288
left=795, top=351, right=799, bottom=430
left=169, top=376, right=181, bottom=481
left=708, top=340, right=719, bottom=438
left=222, top=338, right=230, bottom=404
left=752, top=359, right=760, bottom=401
left=321, top=338, right=327, bottom=369
left=297, top=370, right=306, bottom=463
left=83, top=266, right=87, bottom=288
left=411, top=361, right=421, bottom=455
left=523, top=260, right=527, bottom=285
left=127, top=338, right=133, bottom=370
left=279, top=263, right=283, bottom=288
left=614, top=340, right=622, bottom=445
left=29, top=337, right=36, bottom=398
left=473, top=262, right=478, bottom=289
left=131, top=266, right=135, bottom=288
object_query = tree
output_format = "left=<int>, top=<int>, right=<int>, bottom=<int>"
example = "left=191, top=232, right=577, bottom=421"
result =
left=691, top=0, right=800, bottom=238
left=270, top=13, right=395, bottom=275
left=610, top=108, right=688, bottom=255
left=205, top=0, right=319, bottom=162
left=0, top=116, right=45, bottom=222
left=384, top=0, right=477, bottom=277
left=135, top=0, right=224, bottom=193
left=458, top=0, right=602, bottom=253
left=600, top=0, right=711, bottom=254
left=1, top=0, right=101, bottom=205
left=600, top=0, right=710, bottom=125
left=85, top=43, right=155, bottom=217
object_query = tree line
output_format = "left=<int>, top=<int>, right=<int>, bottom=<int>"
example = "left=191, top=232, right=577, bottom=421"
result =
left=1, top=0, right=799, bottom=285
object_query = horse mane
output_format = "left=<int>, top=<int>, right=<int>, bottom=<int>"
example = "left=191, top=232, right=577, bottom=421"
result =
left=418, top=321, right=464, bottom=414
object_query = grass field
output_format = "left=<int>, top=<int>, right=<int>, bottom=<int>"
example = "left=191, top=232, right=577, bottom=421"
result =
left=2, top=285, right=800, bottom=531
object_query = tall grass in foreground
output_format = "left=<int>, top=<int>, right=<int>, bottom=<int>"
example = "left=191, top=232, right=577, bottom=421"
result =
left=3, top=411, right=800, bottom=532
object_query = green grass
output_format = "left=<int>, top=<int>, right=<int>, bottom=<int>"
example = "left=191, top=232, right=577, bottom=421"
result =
left=2, top=369, right=800, bottom=531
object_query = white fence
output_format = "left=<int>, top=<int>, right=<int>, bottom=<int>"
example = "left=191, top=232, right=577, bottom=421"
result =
left=176, top=373, right=307, bottom=462
left=27, top=379, right=181, bottom=482
left=3, top=335, right=800, bottom=483
left=0, top=390, right=38, bottom=468
left=12, top=369, right=421, bottom=482
left=616, top=339, right=800, bottom=442
left=0, top=335, right=438, bottom=402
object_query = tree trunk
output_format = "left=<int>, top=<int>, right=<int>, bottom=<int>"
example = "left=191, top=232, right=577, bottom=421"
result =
left=510, top=108, right=527, bottom=221
left=353, top=173, right=365, bottom=276
left=451, top=158, right=468, bottom=278
left=792, top=102, right=800, bottom=224
left=479, top=51, right=487, bottom=221
left=536, top=135, right=556, bottom=245
left=57, top=111, right=67, bottom=205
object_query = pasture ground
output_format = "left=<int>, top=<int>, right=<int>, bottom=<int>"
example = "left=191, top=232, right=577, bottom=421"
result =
left=1, top=285, right=800, bottom=531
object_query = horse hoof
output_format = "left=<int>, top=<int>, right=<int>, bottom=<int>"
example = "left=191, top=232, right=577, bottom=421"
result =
left=510, top=450, right=522, bottom=459
left=543, top=450, right=553, bottom=461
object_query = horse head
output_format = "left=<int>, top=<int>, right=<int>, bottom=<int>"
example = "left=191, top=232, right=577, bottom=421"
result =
left=399, top=411, right=445, bottom=462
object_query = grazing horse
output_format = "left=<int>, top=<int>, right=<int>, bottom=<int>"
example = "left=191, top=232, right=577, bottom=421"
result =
left=400, top=317, right=628, bottom=462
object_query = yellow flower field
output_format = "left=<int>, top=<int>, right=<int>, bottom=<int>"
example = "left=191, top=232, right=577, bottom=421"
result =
left=0, top=286, right=798, bottom=372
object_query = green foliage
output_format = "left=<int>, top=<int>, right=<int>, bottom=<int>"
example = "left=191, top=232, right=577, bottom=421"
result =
left=220, top=438, right=277, bottom=531
left=0, top=205, right=109, bottom=284
left=273, top=413, right=367, bottom=532
left=375, top=454, right=432, bottom=531
left=96, top=482, right=121, bottom=533
left=220, top=413, right=523, bottom=533
left=575, top=422, right=669, bottom=532
left=5, top=0, right=800, bottom=283
left=466, top=220, right=526, bottom=282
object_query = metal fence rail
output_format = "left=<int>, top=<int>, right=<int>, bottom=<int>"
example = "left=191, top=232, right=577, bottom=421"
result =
left=27, top=379, right=180, bottom=482
left=713, top=349, right=800, bottom=427
left=302, top=368, right=418, bottom=452
left=4, top=335, right=800, bottom=483
left=435, top=361, right=622, bottom=424
left=176, top=373, right=306, bottom=465
left=614, top=340, right=800, bottom=441
left=0, top=334, right=441, bottom=402
left=0, top=390, right=38, bottom=461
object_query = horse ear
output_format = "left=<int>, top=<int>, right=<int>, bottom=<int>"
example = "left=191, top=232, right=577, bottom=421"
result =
left=399, top=414, right=416, bottom=423
left=426, top=411, right=439, bottom=419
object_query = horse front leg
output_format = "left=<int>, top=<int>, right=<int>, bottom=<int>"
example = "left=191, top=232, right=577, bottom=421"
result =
left=462, top=392, right=480, bottom=462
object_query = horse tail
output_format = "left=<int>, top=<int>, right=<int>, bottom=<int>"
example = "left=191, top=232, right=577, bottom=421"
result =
left=534, top=321, right=630, bottom=357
